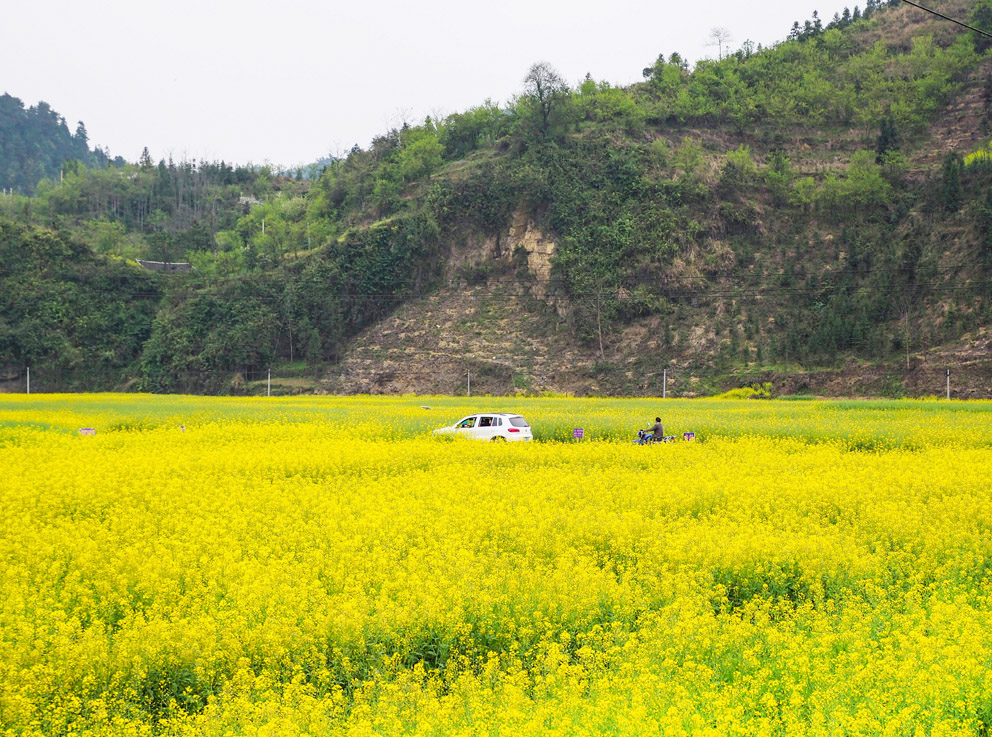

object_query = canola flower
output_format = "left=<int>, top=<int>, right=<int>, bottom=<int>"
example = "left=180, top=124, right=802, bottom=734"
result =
left=964, top=144, right=992, bottom=168
left=1, top=394, right=992, bottom=735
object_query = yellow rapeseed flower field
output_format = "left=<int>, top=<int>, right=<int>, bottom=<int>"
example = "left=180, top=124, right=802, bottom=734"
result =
left=2, top=394, right=992, bottom=735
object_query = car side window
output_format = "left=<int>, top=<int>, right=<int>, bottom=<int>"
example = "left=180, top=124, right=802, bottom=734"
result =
left=458, top=417, right=476, bottom=428
left=479, top=416, right=494, bottom=427
left=493, top=417, right=502, bottom=427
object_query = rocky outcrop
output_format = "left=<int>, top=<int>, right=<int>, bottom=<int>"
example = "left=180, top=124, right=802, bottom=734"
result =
left=447, top=207, right=557, bottom=298
left=505, top=210, right=555, bottom=297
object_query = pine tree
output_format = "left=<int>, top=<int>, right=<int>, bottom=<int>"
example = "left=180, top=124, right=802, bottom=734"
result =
left=979, top=188, right=992, bottom=271
left=941, top=152, right=962, bottom=212
left=970, top=0, right=992, bottom=54
left=875, top=115, right=900, bottom=163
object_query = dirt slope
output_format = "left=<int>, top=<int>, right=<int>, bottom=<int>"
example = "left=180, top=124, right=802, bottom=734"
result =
left=320, top=279, right=992, bottom=398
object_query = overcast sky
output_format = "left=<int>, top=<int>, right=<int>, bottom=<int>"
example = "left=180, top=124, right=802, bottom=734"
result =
left=2, top=0, right=832, bottom=167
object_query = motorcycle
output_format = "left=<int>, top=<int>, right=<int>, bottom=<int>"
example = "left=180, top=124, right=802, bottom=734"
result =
left=633, top=429, right=676, bottom=445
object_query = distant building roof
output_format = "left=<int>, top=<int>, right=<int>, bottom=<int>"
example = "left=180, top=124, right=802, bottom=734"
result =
left=136, top=260, right=192, bottom=272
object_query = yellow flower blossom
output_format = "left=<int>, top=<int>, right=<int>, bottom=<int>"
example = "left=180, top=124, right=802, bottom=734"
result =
left=0, top=394, right=991, bottom=735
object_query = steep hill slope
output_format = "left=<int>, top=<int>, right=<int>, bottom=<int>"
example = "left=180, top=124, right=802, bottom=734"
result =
left=3, top=0, right=992, bottom=397
left=321, top=0, right=992, bottom=398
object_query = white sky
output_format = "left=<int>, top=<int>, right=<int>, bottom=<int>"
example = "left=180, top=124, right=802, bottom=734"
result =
left=2, top=0, right=832, bottom=167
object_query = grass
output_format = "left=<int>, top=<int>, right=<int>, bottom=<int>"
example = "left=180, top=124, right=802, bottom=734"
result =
left=1, top=393, right=989, bottom=449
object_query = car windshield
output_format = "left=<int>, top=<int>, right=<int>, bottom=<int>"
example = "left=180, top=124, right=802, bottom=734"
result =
left=509, top=416, right=529, bottom=428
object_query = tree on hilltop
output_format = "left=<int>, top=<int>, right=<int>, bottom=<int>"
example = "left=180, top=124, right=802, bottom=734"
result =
left=521, top=62, right=571, bottom=138
left=709, top=27, right=733, bottom=59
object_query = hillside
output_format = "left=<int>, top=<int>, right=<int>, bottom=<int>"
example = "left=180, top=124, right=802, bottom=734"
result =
left=0, top=93, right=124, bottom=195
left=3, top=0, right=992, bottom=397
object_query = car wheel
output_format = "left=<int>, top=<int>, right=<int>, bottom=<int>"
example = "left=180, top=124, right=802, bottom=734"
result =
left=491, top=436, right=506, bottom=442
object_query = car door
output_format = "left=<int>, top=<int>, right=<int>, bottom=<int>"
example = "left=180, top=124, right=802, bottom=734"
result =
left=476, top=415, right=496, bottom=440
left=455, top=416, right=478, bottom=436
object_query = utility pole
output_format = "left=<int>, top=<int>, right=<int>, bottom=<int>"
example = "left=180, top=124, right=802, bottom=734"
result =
left=467, top=370, right=471, bottom=397
left=663, top=369, right=667, bottom=399
left=267, top=368, right=271, bottom=397
left=26, top=366, right=30, bottom=394
left=946, top=368, right=950, bottom=401
left=594, top=290, right=605, bottom=360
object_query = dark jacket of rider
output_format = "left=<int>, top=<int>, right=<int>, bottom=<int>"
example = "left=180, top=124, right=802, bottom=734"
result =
left=646, top=418, right=664, bottom=437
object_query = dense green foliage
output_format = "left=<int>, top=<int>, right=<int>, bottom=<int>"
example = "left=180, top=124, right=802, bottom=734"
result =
left=2, top=0, right=992, bottom=392
left=0, top=221, right=160, bottom=387
left=0, top=94, right=123, bottom=195
left=139, top=212, right=443, bottom=391
left=0, top=153, right=291, bottom=263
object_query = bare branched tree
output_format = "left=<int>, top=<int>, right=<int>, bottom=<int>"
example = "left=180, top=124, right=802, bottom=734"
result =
left=708, top=27, right=733, bottom=60
left=522, top=62, right=570, bottom=135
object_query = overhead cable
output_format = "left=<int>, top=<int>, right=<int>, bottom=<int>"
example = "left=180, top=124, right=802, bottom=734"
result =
left=899, top=0, right=992, bottom=38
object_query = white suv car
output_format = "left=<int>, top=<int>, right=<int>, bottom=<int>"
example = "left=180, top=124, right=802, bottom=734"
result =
left=433, top=413, right=533, bottom=442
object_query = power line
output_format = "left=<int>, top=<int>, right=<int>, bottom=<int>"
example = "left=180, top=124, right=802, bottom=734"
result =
left=84, top=259, right=992, bottom=300
left=95, top=277, right=992, bottom=303
left=2, top=366, right=974, bottom=380
left=899, top=0, right=992, bottom=38
left=51, top=261, right=989, bottom=290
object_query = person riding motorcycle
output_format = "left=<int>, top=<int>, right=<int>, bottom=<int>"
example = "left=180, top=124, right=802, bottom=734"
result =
left=644, top=417, right=664, bottom=441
